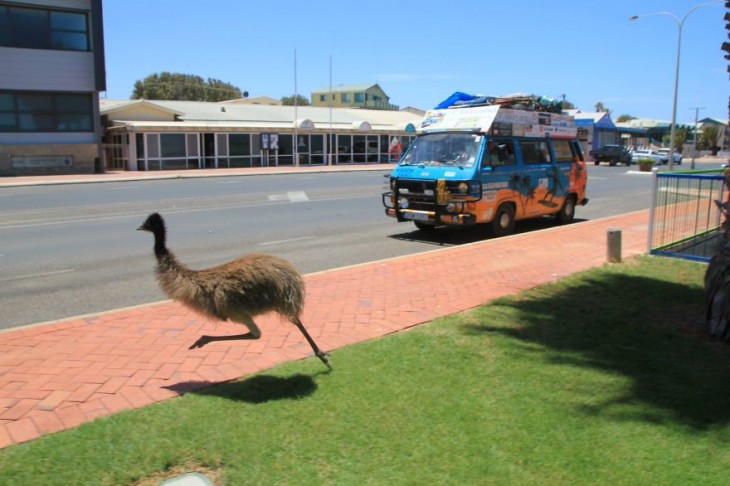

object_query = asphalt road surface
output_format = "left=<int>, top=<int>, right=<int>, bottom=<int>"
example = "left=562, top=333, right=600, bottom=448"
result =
left=0, top=166, right=656, bottom=329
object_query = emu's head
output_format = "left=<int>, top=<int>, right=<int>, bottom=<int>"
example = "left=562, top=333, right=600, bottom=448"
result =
left=137, top=212, right=166, bottom=235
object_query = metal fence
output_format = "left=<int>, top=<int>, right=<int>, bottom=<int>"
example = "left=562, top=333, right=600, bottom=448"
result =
left=649, top=169, right=726, bottom=262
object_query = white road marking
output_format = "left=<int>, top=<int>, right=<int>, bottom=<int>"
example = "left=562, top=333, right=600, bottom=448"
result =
left=0, top=269, right=75, bottom=283
left=259, top=236, right=315, bottom=247
left=267, top=191, right=309, bottom=202
left=287, top=191, right=309, bottom=202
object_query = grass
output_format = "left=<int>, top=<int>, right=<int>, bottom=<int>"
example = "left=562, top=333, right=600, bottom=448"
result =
left=0, top=256, right=728, bottom=485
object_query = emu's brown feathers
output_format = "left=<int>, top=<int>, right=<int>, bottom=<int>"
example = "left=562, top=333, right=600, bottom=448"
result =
left=138, top=212, right=330, bottom=368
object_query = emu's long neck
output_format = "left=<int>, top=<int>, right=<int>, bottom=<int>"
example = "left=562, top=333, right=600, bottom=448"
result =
left=151, top=227, right=195, bottom=301
left=153, top=228, right=169, bottom=261
left=152, top=228, right=186, bottom=276
left=151, top=228, right=215, bottom=318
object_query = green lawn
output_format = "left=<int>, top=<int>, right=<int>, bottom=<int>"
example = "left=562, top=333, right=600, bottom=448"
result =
left=0, top=256, right=728, bottom=485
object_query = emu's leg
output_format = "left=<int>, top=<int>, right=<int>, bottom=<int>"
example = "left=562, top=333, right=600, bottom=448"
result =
left=189, top=313, right=261, bottom=349
left=292, top=317, right=331, bottom=369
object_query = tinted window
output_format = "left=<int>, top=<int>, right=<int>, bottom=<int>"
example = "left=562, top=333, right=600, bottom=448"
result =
left=229, top=134, right=251, bottom=156
left=0, top=91, right=93, bottom=132
left=0, top=4, right=89, bottom=51
left=520, top=140, right=551, bottom=164
left=160, top=134, right=186, bottom=158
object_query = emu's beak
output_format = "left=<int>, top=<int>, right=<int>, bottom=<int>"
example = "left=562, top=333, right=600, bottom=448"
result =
left=136, top=225, right=145, bottom=231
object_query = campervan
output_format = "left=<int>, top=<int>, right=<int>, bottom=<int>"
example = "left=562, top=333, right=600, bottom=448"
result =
left=382, top=103, right=588, bottom=236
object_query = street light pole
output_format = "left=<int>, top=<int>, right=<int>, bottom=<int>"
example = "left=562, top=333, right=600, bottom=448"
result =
left=630, top=0, right=723, bottom=171
left=690, top=107, right=704, bottom=169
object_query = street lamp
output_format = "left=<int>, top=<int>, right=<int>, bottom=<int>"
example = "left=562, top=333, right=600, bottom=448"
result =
left=629, top=0, right=723, bottom=171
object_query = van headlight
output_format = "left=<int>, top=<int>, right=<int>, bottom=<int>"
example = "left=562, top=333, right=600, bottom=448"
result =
left=398, top=197, right=409, bottom=209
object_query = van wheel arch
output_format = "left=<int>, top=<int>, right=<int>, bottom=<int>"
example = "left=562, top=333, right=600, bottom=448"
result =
left=489, top=202, right=516, bottom=237
left=556, top=194, right=577, bottom=225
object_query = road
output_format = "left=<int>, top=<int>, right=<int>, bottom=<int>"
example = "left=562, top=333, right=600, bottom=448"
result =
left=1, top=166, right=654, bottom=329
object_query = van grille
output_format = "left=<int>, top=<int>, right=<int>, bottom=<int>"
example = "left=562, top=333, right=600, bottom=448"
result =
left=396, top=179, right=437, bottom=211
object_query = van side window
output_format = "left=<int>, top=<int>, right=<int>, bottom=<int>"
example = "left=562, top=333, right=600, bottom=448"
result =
left=484, top=139, right=516, bottom=167
left=551, top=139, right=574, bottom=163
left=520, top=140, right=551, bottom=164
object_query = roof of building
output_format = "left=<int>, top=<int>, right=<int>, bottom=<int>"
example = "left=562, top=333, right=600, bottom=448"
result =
left=565, top=110, right=615, bottom=129
left=100, top=99, right=420, bottom=133
left=223, top=96, right=282, bottom=105
left=311, top=83, right=383, bottom=94
left=698, top=117, right=729, bottom=126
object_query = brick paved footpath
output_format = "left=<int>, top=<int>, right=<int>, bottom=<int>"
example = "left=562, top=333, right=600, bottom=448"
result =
left=0, top=209, right=650, bottom=449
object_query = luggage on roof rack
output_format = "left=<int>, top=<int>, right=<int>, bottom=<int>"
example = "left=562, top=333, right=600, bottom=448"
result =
left=437, top=92, right=563, bottom=114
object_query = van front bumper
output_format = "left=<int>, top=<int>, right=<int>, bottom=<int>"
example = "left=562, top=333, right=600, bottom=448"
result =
left=384, top=207, right=476, bottom=226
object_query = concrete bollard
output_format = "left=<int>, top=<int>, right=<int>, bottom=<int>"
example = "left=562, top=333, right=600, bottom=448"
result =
left=607, top=227, right=622, bottom=263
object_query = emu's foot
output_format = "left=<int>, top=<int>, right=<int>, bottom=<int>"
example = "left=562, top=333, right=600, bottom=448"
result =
left=316, top=351, right=332, bottom=370
left=189, top=335, right=213, bottom=349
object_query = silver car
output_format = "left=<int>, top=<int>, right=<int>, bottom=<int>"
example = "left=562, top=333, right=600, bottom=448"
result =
left=631, top=149, right=664, bottom=165
left=656, top=148, right=683, bottom=165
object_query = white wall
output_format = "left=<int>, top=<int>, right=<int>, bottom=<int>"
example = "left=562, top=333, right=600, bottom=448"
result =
left=0, top=48, right=96, bottom=92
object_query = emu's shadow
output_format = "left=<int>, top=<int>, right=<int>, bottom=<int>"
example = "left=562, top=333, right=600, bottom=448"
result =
left=463, top=273, right=730, bottom=430
left=166, top=374, right=318, bottom=404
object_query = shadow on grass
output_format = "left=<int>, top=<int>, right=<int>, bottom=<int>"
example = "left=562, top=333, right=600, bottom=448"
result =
left=464, top=272, right=730, bottom=430
left=167, top=374, right=319, bottom=404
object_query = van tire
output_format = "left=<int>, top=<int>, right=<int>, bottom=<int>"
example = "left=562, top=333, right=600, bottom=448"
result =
left=556, top=195, right=576, bottom=225
left=490, top=204, right=515, bottom=237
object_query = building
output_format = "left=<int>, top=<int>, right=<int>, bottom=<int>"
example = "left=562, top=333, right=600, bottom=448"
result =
left=565, top=110, right=620, bottom=157
left=0, top=0, right=106, bottom=176
left=311, top=83, right=399, bottom=111
left=101, top=99, right=420, bottom=171
left=695, top=117, right=729, bottom=154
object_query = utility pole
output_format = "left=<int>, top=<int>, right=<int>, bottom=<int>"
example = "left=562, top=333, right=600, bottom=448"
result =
left=690, top=107, right=704, bottom=169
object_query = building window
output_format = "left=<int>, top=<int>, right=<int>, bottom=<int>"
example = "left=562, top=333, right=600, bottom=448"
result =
left=160, top=134, right=186, bottom=158
left=354, top=93, right=365, bottom=103
left=0, top=3, right=89, bottom=51
left=229, top=134, right=251, bottom=156
left=0, top=91, right=93, bottom=132
left=341, top=93, right=350, bottom=103
left=319, top=94, right=326, bottom=102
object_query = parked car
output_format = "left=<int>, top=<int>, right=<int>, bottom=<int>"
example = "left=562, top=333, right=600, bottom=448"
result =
left=631, top=149, right=664, bottom=166
left=589, top=144, right=632, bottom=166
left=656, top=148, right=682, bottom=165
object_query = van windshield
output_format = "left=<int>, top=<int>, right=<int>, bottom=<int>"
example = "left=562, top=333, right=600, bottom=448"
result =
left=399, top=132, right=482, bottom=168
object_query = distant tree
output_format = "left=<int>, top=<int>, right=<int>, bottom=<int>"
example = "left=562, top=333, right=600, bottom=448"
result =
left=131, top=72, right=243, bottom=101
left=674, top=126, right=689, bottom=153
left=616, top=114, right=635, bottom=123
left=699, top=125, right=721, bottom=154
left=561, top=99, right=575, bottom=110
left=281, top=94, right=310, bottom=106
left=594, top=101, right=608, bottom=112
left=662, top=126, right=689, bottom=153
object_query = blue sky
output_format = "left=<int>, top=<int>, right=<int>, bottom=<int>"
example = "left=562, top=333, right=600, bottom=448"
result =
left=102, top=0, right=728, bottom=123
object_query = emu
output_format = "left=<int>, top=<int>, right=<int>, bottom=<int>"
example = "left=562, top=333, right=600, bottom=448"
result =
left=137, top=212, right=331, bottom=369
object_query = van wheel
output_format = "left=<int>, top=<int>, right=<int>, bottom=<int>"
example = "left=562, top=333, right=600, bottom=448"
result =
left=490, top=204, right=515, bottom=237
left=556, top=195, right=576, bottom=225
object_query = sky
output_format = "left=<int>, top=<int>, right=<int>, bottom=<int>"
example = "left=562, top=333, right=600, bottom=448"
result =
left=101, top=0, right=728, bottom=124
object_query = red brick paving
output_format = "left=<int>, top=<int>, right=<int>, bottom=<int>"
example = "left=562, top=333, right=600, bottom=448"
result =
left=0, top=200, right=651, bottom=449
